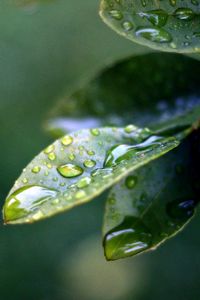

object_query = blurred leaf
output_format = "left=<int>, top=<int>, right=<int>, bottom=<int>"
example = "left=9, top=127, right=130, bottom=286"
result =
left=152, top=105, right=200, bottom=136
left=103, top=135, right=199, bottom=261
left=46, top=53, right=200, bottom=136
left=3, top=126, right=179, bottom=224
left=100, top=0, right=200, bottom=53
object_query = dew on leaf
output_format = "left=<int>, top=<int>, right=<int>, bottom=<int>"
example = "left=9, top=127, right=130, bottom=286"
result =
left=124, top=124, right=138, bottom=133
left=48, top=152, right=56, bottom=161
left=90, top=128, right=100, bottom=136
left=75, top=190, right=86, bottom=199
left=4, top=185, right=58, bottom=223
left=174, top=7, right=195, bottom=21
left=31, top=166, right=41, bottom=174
left=57, top=163, right=84, bottom=178
left=68, top=153, right=76, bottom=161
left=61, top=135, right=73, bottom=146
left=83, top=159, right=96, bottom=168
left=22, top=178, right=28, bottom=184
left=104, top=216, right=152, bottom=260
left=104, top=136, right=165, bottom=168
left=135, top=27, right=172, bottom=43
left=125, top=175, right=137, bottom=189
left=122, top=21, right=133, bottom=31
left=109, top=9, right=123, bottom=20
left=139, top=9, right=168, bottom=27
left=167, top=199, right=196, bottom=220
left=44, top=144, right=55, bottom=154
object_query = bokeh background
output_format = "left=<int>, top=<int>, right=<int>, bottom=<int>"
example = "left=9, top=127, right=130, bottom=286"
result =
left=0, top=1, right=200, bottom=299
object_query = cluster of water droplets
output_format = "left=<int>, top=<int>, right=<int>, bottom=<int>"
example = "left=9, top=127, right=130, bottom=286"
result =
left=103, top=159, right=197, bottom=260
left=4, top=124, right=179, bottom=223
left=104, top=0, right=200, bottom=51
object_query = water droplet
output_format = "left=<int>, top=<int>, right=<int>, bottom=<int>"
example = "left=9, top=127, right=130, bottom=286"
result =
left=48, top=152, right=56, bottom=161
left=83, top=160, right=96, bottom=168
left=61, top=135, right=73, bottom=146
left=90, top=128, right=100, bottom=136
left=139, top=9, right=168, bottom=27
left=22, top=178, right=28, bottom=184
left=135, top=27, right=172, bottom=43
left=174, top=8, right=195, bottom=21
left=44, top=144, right=55, bottom=154
left=75, top=190, right=86, bottom=199
left=125, top=176, right=137, bottom=189
left=124, top=124, right=138, bottom=133
left=167, top=199, right=196, bottom=221
left=122, top=21, right=133, bottom=31
left=68, top=153, right=76, bottom=161
left=87, top=150, right=95, bottom=156
left=4, top=185, right=58, bottom=223
left=77, top=177, right=92, bottom=188
left=57, top=164, right=83, bottom=178
left=32, top=166, right=41, bottom=174
left=104, top=136, right=164, bottom=167
left=104, top=216, right=152, bottom=260
left=109, top=9, right=123, bottom=20
left=46, top=163, right=52, bottom=169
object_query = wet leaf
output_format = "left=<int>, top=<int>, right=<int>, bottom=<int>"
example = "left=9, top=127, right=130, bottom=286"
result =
left=46, top=54, right=200, bottom=137
left=100, top=0, right=200, bottom=53
left=3, top=126, right=179, bottom=224
left=103, top=135, right=199, bottom=261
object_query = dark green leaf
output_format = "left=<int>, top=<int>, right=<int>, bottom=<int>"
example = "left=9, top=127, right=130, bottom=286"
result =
left=46, top=54, right=200, bottom=137
left=100, top=0, right=200, bottom=53
left=103, top=135, right=199, bottom=261
left=3, top=126, right=179, bottom=224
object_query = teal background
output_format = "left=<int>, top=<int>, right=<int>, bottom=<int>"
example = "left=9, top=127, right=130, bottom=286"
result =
left=0, top=1, right=199, bottom=299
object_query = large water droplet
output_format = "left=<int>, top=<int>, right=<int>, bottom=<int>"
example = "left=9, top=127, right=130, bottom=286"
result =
left=104, top=136, right=163, bottom=167
left=167, top=199, right=196, bottom=220
left=104, top=216, right=152, bottom=260
left=174, top=8, right=195, bottom=21
left=57, top=164, right=83, bottom=178
left=139, top=9, right=168, bottom=27
left=4, top=185, right=58, bottom=223
left=61, top=135, right=73, bottom=146
left=135, top=27, right=172, bottom=43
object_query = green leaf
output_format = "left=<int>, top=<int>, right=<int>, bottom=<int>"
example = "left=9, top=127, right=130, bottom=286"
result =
left=103, top=135, right=199, bottom=261
left=3, top=126, right=179, bottom=224
left=100, top=0, right=200, bottom=53
left=46, top=53, right=200, bottom=137
left=152, top=105, right=200, bottom=137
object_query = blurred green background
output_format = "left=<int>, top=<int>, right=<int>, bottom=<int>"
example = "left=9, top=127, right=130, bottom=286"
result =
left=0, top=1, right=200, bottom=299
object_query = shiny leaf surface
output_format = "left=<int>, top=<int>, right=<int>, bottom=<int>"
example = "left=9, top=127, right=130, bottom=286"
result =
left=103, top=135, right=199, bottom=260
left=100, top=0, right=200, bottom=52
left=3, top=126, right=179, bottom=224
